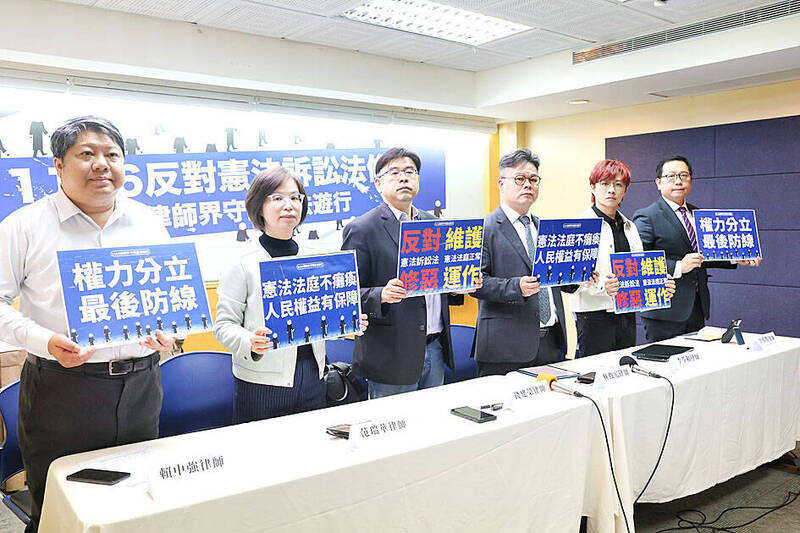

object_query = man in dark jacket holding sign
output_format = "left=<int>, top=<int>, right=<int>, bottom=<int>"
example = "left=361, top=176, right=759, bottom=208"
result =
left=341, top=147, right=473, bottom=398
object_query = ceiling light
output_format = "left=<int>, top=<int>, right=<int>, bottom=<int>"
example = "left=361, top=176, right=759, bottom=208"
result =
left=342, top=0, right=531, bottom=46
left=568, top=99, right=591, bottom=105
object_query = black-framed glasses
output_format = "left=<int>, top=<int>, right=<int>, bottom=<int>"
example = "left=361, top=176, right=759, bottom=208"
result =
left=377, top=167, right=419, bottom=179
left=503, top=174, right=541, bottom=187
left=660, top=172, right=691, bottom=183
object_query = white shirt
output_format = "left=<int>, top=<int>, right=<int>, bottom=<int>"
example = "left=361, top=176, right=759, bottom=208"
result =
left=0, top=188, right=170, bottom=361
left=386, top=204, right=443, bottom=335
left=499, top=203, right=558, bottom=328
left=661, top=197, right=696, bottom=279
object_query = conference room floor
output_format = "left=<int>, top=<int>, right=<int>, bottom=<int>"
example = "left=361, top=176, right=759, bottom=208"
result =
left=1, top=446, right=796, bottom=532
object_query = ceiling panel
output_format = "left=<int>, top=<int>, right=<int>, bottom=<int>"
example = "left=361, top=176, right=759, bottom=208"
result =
left=285, top=18, right=394, bottom=50
left=51, top=0, right=788, bottom=72
left=619, top=0, right=779, bottom=24
left=485, top=0, right=616, bottom=28
left=243, top=0, right=362, bottom=17
left=549, top=4, right=667, bottom=42
left=427, top=48, right=523, bottom=71
left=94, top=0, right=220, bottom=22
left=357, top=32, right=470, bottom=64
left=198, top=1, right=324, bottom=39
left=481, top=29, right=588, bottom=57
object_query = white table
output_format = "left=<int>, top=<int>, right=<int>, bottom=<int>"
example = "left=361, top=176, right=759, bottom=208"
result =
left=556, top=333, right=800, bottom=522
left=40, top=375, right=621, bottom=533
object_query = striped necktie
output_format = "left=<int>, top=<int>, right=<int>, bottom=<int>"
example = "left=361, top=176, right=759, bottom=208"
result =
left=678, top=207, right=698, bottom=252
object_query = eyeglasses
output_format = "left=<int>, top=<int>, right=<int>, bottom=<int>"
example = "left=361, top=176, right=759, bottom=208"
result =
left=594, top=180, right=627, bottom=191
left=659, top=172, right=691, bottom=183
left=503, top=174, right=541, bottom=187
left=377, top=167, right=419, bottom=179
left=266, top=193, right=305, bottom=205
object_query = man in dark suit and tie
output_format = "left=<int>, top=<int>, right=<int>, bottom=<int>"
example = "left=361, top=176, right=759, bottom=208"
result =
left=472, top=148, right=576, bottom=377
left=634, top=156, right=761, bottom=342
left=341, top=148, right=471, bottom=398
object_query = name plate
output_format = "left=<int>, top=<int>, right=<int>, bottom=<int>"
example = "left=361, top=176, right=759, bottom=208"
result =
left=505, top=382, right=550, bottom=410
left=594, top=367, right=632, bottom=390
left=674, top=351, right=701, bottom=366
left=749, top=331, right=778, bottom=352
left=147, top=452, right=228, bottom=499
left=668, top=350, right=702, bottom=375
left=349, top=417, right=409, bottom=450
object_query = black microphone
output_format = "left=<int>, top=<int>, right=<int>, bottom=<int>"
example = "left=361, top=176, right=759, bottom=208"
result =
left=619, top=355, right=662, bottom=379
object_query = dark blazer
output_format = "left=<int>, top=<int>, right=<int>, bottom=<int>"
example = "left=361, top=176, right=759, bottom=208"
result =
left=341, top=203, right=462, bottom=385
left=633, top=198, right=735, bottom=322
left=472, top=206, right=569, bottom=363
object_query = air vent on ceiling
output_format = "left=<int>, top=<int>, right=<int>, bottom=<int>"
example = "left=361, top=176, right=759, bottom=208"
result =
left=573, top=0, right=800, bottom=64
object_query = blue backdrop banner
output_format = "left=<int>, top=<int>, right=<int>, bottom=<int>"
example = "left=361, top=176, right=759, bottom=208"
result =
left=694, top=209, right=761, bottom=261
left=259, top=251, right=361, bottom=348
left=609, top=250, right=671, bottom=313
left=0, top=147, right=446, bottom=237
left=533, top=218, right=602, bottom=287
left=57, top=243, right=212, bottom=347
left=396, top=218, right=483, bottom=296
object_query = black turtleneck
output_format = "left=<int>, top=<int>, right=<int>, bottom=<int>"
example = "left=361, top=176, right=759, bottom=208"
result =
left=259, top=233, right=298, bottom=257
left=257, top=232, right=315, bottom=361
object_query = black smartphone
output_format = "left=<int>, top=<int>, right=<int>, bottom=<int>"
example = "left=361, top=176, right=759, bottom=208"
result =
left=66, top=468, right=130, bottom=486
left=325, top=423, right=351, bottom=439
left=577, top=372, right=596, bottom=384
left=721, top=318, right=743, bottom=343
left=450, top=406, right=496, bottom=423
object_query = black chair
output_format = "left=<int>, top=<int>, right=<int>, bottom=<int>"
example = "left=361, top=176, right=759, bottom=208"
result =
left=444, top=324, right=478, bottom=384
left=159, top=351, right=234, bottom=438
left=0, top=380, right=31, bottom=524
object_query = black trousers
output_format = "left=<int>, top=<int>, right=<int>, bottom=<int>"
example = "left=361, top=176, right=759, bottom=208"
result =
left=18, top=355, right=162, bottom=532
left=477, top=326, right=565, bottom=377
left=575, top=310, right=637, bottom=358
left=642, top=293, right=705, bottom=343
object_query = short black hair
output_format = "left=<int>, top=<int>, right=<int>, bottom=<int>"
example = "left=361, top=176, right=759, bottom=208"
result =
left=655, top=155, right=693, bottom=180
left=374, top=147, right=421, bottom=176
left=245, top=166, right=308, bottom=232
left=51, top=116, right=125, bottom=159
left=499, top=147, right=540, bottom=172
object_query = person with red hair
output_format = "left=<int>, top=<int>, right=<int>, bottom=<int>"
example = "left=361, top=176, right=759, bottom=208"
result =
left=569, top=159, right=675, bottom=357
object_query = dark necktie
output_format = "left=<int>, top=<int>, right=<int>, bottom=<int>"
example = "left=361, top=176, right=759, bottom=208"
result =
left=519, top=215, right=551, bottom=324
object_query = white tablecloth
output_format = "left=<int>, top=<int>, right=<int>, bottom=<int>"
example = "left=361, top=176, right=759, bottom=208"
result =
left=40, top=375, right=621, bottom=533
left=557, top=333, right=800, bottom=522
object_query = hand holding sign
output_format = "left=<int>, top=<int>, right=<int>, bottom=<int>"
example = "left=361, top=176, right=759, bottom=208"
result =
left=381, top=278, right=407, bottom=304
left=47, top=333, right=95, bottom=368
left=735, top=258, right=762, bottom=267
left=519, top=276, right=540, bottom=297
left=356, top=313, right=369, bottom=336
left=250, top=326, right=273, bottom=354
left=603, top=273, right=620, bottom=297
left=681, top=253, right=703, bottom=274
left=139, top=329, right=176, bottom=353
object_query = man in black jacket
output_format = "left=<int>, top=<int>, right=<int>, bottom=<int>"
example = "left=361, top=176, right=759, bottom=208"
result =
left=634, top=155, right=760, bottom=342
left=342, top=147, right=470, bottom=398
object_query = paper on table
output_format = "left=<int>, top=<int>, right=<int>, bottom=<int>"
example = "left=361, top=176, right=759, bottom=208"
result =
left=684, top=326, right=725, bottom=341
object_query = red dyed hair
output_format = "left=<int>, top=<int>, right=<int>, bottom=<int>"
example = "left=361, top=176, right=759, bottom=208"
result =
left=589, top=159, right=631, bottom=204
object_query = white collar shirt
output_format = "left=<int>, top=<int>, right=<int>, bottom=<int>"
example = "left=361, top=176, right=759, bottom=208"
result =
left=0, top=188, right=171, bottom=361
left=499, top=203, right=557, bottom=328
